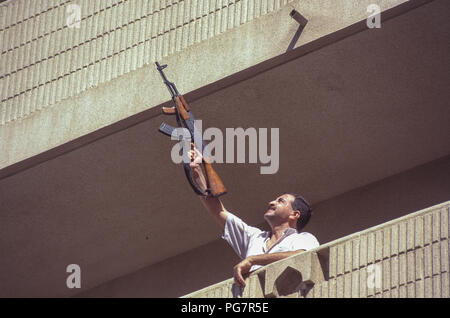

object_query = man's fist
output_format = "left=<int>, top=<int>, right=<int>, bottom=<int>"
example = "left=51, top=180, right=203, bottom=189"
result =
left=188, top=143, right=203, bottom=170
left=233, top=257, right=254, bottom=287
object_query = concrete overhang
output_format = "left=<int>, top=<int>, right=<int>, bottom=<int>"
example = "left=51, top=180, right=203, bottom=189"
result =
left=0, top=0, right=431, bottom=173
left=0, top=0, right=449, bottom=297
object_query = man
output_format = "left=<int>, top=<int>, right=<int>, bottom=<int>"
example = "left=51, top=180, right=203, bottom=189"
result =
left=188, top=146, right=319, bottom=286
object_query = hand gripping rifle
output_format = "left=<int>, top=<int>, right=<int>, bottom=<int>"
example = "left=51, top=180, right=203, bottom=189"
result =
left=156, top=62, right=227, bottom=197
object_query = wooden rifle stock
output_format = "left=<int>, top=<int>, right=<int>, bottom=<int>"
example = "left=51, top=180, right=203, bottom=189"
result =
left=179, top=95, right=226, bottom=197
left=203, top=160, right=227, bottom=197
left=156, top=61, right=227, bottom=197
left=179, top=95, right=190, bottom=111
left=175, top=96, right=190, bottom=120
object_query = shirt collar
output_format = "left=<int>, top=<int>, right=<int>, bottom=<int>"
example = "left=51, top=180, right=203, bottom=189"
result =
left=283, top=228, right=298, bottom=236
left=264, top=227, right=297, bottom=240
left=262, top=227, right=298, bottom=253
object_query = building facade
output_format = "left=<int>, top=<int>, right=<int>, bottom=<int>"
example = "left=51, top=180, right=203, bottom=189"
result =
left=0, top=0, right=449, bottom=297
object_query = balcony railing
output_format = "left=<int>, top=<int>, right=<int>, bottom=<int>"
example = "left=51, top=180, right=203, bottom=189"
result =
left=183, top=200, right=450, bottom=298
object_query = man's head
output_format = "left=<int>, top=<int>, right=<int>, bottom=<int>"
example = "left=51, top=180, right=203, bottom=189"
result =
left=264, top=193, right=312, bottom=231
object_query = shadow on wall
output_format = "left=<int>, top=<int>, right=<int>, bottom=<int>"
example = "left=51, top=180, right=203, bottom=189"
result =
left=306, top=155, right=450, bottom=245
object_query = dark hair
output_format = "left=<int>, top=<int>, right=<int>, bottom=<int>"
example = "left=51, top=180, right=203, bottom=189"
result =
left=284, top=192, right=312, bottom=231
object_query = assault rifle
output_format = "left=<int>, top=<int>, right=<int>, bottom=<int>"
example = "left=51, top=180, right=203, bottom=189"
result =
left=156, top=62, right=227, bottom=197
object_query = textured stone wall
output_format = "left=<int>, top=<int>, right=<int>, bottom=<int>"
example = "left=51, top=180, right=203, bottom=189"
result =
left=184, top=201, right=450, bottom=298
left=0, top=0, right=414, bottom=172
left=0, top=0, right=293, bottom=125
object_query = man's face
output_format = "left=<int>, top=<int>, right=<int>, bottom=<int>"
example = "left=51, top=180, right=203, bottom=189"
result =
left=264, top=194, right=299, bottom=225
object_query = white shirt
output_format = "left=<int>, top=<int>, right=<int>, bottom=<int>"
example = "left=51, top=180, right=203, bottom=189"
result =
left=222, top=212, right=320, bottom=272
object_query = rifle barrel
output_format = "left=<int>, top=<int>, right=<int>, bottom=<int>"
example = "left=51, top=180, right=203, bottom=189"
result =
left=155, top=61, right=179, bottom=98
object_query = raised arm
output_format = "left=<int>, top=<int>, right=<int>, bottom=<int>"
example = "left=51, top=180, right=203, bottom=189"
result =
left=189, top=145, right=228, bottom=229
